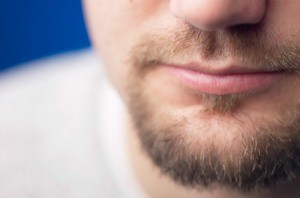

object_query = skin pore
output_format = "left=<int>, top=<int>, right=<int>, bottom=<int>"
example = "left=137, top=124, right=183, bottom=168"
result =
left=84, top=0, right=300, bottom=197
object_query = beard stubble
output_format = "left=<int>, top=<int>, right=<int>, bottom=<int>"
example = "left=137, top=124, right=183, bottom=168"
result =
left=125, top=22, right=300, bottom=193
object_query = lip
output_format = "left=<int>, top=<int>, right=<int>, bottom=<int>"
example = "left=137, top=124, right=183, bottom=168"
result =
left=164, top=64, right=285, bottom=95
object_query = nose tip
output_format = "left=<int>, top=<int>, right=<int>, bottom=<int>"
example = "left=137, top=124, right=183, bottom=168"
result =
left=170, top=0, right=267, bottom=31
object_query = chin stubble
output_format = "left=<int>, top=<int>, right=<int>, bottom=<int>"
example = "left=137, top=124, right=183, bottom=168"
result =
left=125, top=22, right=300, bottom=192
left=128, top=84, right=300, bottom=193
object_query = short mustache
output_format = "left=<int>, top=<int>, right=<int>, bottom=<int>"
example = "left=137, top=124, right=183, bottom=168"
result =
left=129, top=23, right=300, bottom=74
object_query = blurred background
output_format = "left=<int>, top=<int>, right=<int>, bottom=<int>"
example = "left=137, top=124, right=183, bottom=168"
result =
left=0, top=0, right=90, bottom=72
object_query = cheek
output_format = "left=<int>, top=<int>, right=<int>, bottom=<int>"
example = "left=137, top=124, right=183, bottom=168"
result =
left=265, top=0, right=300, bottom=43
left=84, top=0, right=169, bottom=92
left=84, top=0, right=136, bottom=89
left=84, top=0, right=169, bottom=56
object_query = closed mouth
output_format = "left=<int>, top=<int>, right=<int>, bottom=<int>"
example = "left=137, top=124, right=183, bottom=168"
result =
left=163, top=63, right=287, bottom=95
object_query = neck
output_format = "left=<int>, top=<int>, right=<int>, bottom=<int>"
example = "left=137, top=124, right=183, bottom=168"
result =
left=125, top=116, right=300, bottom=198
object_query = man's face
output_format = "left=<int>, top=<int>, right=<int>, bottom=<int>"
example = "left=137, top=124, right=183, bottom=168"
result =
left=84, top=0, right=300, bottom=192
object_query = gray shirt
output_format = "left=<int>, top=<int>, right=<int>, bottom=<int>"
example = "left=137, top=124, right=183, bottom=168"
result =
left=0, top=50, right=145, bottom=198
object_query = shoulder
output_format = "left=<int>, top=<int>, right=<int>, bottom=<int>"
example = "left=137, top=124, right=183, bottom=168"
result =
left=0, top=49, right=104, bottom=129
left=0, top=49, right=103, bottom=103
left=0, top=49, right=102, bottom=94
left=0, top=50, right=122, bottom=197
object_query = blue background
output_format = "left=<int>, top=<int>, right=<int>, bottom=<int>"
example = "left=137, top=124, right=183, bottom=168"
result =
left=0, top=0, right=90, bottom=71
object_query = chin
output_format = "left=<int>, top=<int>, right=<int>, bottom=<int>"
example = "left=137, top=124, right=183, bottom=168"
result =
left=128, top=88, right=300, bottom=192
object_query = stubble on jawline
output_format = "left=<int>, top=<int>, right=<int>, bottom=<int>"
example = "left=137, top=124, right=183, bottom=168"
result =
left=125, top=22, right=300, bottom=192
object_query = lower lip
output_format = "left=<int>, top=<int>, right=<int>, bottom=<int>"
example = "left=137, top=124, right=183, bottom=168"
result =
left=165, top=66, right=284, bottom=95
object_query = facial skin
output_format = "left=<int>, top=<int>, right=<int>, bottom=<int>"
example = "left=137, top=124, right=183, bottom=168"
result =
left=84, top=0, right=300, bottom=197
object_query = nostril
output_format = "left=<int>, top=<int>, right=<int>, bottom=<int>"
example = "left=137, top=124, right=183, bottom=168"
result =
left=170, top=0, right=267, bottom=31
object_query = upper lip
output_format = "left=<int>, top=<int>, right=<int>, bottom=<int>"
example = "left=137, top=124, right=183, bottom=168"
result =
left=166, top=61, right=285, bottom=75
